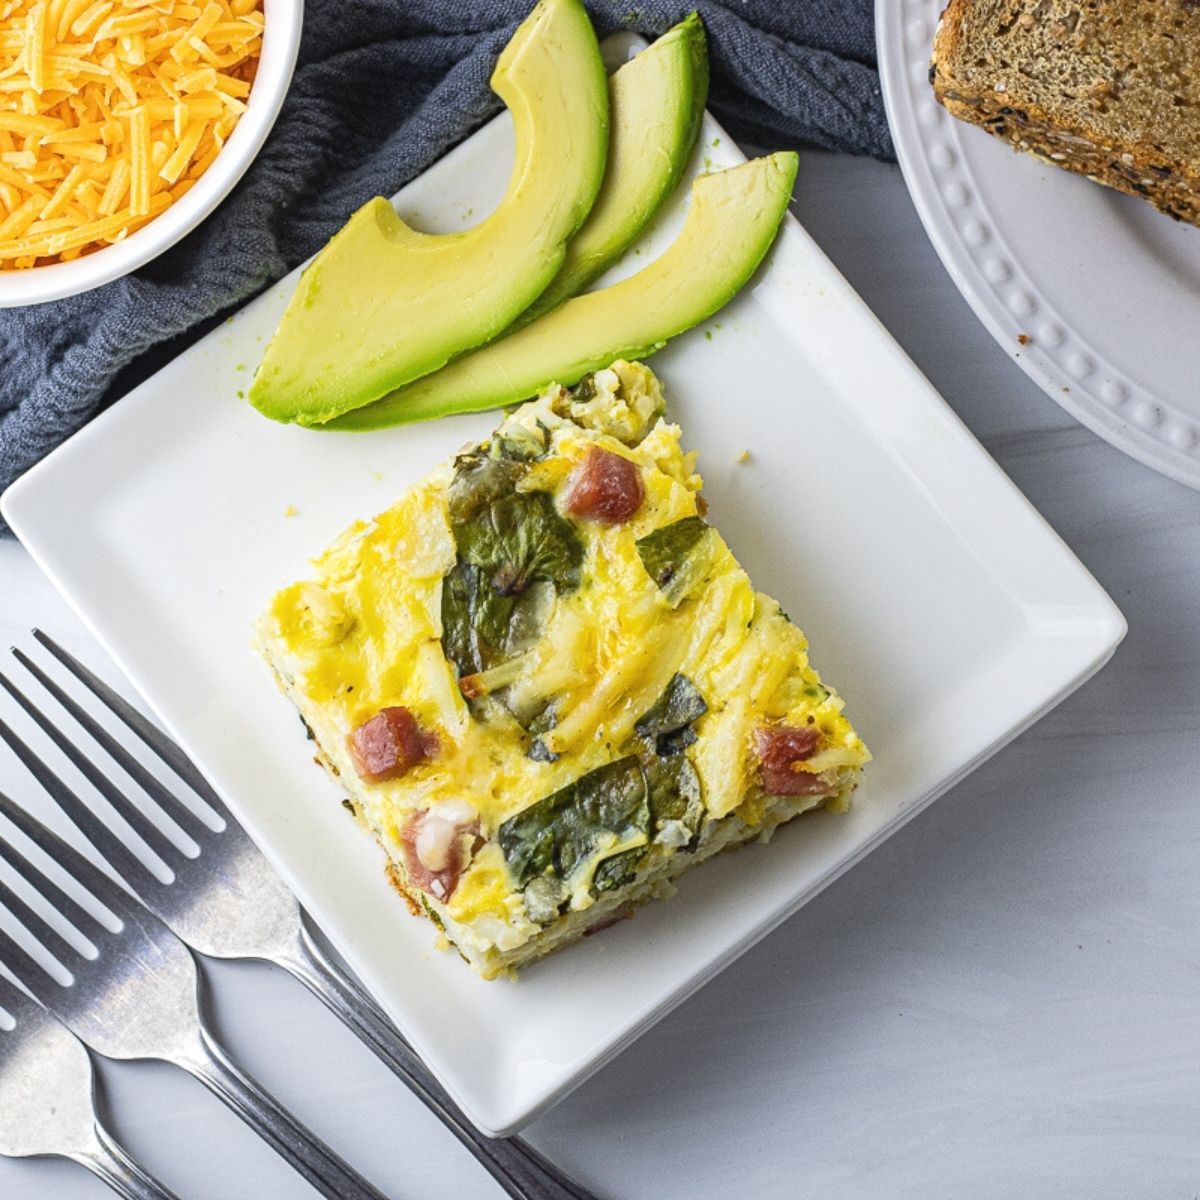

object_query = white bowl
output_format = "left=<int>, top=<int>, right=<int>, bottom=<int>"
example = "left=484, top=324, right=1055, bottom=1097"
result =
left=0, top=0, right=303, bottom=308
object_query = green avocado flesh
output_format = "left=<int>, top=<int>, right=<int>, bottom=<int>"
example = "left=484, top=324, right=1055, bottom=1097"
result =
left=326, top=151, right=799, bottom=431
left=519, top=12, right=709, bottom=325
left=248, top=0, right=608, bottom=426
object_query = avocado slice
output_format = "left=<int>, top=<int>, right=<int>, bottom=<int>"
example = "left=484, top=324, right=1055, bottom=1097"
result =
left=519, top=12, right=709, bottom=325
left=248, top=0, right=608, bottom=426
left=325, top=152, right=799, bottom=431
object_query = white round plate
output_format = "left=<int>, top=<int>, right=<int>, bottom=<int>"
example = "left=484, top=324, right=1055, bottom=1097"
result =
left=878, top=0, right=1200, bottom=490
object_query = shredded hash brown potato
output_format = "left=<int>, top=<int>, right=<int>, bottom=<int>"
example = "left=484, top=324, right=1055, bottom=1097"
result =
left=0, top=0, right=262, bottom=268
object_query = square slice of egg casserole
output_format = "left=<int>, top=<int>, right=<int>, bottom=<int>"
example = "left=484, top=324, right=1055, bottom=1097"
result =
left=255, top=361, right=870, bottom=978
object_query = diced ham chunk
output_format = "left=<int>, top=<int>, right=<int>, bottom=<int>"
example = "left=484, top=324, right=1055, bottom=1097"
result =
left=347, top=707, right=437, bottom=783
left=564, top=446, right=644, bottom=525
left=755, top=724, right=833, bottom=797
left=399, top=801, right=481, bottom=903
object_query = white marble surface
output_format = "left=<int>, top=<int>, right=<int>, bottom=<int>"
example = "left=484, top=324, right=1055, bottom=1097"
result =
left=1, top=149, right=1198, bottom=1199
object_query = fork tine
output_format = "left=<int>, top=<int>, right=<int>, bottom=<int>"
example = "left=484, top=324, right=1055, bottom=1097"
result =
left=0, top=862, right=85, bottom=972
left=0, top=919, right=64, bottom=1000
left=0, top=705, right=162, bottom=895
left=0, top=788, right=140, bottom=925
left=32, top=631, right=227, bottom=812
left=3, top=658, right=215, bottom=858
left=0, top=801, right=79, bottom=992
left=0, top=794, right=111, bottom=946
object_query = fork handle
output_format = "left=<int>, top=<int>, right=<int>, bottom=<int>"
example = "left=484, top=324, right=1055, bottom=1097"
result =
left=284, top=921, right=597, bottom=1200
left=180, top=1024, right=389, bottom=1200
left=75, top=1120, right=181, bottom=1200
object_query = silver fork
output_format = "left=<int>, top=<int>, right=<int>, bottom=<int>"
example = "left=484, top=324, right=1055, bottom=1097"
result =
left=0, top=632, right=591, bottom=1200
left=0, top=787, right=390, bottom=1200
left=0, top=974, right=179, bottom=1200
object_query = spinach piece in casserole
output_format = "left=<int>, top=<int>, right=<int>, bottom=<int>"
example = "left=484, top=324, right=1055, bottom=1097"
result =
left=634, top=674, right=707, bottom=847
left=441, top=445, right=583, bottom=681
left=499, top=756, right=650, bottom=890
left=441, top=563, right=556, bottom=679
left=634, top=672, right=708, bottom=756
left=447, top=446, right=519, bottom=521
left=491, top=421, right=551, bottom=464
left=456, top=491, right=582, bottom=598
left=591, top=846, right=645, bottom=894
left=636, top=516, right=717, bottom=606
left=644, top=755, right=704, bottom=850
left=569, top=372, right=599, bottom=404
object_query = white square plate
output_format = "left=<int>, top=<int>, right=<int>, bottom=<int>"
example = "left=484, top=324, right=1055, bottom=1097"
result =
left=2, top=66, right=1125, bottom=1134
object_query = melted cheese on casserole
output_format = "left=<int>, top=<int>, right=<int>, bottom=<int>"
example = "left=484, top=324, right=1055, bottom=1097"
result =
left=259, top=363, right=868, bottom=937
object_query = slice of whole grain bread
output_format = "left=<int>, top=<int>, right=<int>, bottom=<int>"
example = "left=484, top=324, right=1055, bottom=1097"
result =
left=931, top=0, right=1200, bottom=225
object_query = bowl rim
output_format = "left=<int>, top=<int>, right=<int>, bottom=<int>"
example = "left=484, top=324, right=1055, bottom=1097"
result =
left=0, top=0, right=303, bottom=308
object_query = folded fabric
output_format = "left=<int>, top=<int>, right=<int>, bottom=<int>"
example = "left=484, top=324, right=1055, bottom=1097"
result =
left=0, top=0, right=892, bottom=531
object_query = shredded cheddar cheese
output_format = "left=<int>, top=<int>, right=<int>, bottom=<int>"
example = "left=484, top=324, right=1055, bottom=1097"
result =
left=0, top=0, right=262, bottom=268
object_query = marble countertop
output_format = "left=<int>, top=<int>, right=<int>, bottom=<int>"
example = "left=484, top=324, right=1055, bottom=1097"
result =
left=2, top=149, right=1197, bottom=1200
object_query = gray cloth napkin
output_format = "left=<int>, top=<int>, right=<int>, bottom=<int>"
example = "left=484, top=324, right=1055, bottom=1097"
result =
left=0, top=0, right=892, bottom=529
